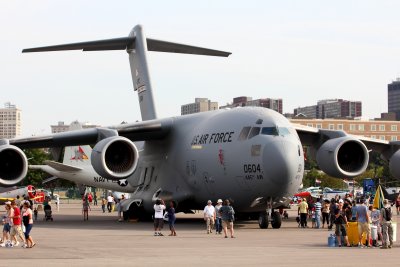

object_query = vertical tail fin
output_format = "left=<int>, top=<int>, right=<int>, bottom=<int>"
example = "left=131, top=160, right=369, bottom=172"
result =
left=62, top=121, right=92, bottom=167
left=22, top=25, right=231, bottom=121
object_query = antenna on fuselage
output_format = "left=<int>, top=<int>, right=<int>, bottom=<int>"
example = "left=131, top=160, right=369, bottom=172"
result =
left=22, top=25, right=231, bottom=121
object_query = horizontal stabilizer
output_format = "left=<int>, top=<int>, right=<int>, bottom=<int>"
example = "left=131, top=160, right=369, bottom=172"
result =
left=44, top=160, right=83, bottom=172
left=22, top=37, right=231, bottom=57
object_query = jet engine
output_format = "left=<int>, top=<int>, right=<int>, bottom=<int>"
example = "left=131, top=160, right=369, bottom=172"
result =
left=0, top=145, right=28, bottom=186
left=91, top=136, right=139, bottom=180
left=389, top=150, right=400, bottom=179
left=316, top=137, right=369, bottom=178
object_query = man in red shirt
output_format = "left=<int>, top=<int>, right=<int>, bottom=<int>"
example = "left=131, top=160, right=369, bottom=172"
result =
left=10, top=200, right=26, bottom=247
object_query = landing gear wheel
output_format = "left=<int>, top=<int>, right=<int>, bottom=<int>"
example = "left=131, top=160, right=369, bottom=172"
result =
left=271, top=211, right=282, bottom=229
left=258, top=212, right=269, bottom=229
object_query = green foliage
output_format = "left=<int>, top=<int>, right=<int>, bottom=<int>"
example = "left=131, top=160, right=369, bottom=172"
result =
left=21, top=149, right=51, bottom=187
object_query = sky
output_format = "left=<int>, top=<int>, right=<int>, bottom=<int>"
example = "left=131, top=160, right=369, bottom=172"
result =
left=1, top=1, right=400, bottom=136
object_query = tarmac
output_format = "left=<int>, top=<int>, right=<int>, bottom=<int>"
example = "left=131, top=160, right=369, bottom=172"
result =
left=1, top=202, right=399, bottom=267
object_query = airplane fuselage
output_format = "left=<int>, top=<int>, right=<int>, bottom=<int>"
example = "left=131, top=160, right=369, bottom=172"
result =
left=127, top=107, right=304, bottom=213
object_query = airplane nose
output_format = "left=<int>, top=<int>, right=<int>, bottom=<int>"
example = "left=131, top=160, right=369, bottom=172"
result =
left=262, top=139, right=300, bottom=191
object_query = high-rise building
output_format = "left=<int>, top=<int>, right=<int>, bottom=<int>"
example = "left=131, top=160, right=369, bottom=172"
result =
left=294, top=99, right=362, bottom=119
left=220, top=96, right=283, bottom=114
left=0, top=102, right=21, bottom=138
left=388, top=78, right=400, bottom=120
left=51, top=121, right=99, bottom=133
left=181, top=98, right=218, bottom=115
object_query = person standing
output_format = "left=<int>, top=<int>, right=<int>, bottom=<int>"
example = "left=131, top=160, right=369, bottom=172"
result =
left=203, top=200, right=215, bottom=234
left=167, top=201, right=176, bottom=236
left=356, top=200, right=371, bottom=248
left=214, top=199, right=223, bottom=234
left=153, top=199, right=166, bottom=236
left=314, top=198, right=322, bottom=229
left=82, top=199, right=90, bottom=221
left=380, top=199, right=394, bottom=249
left=395, top=195, right=400, bottom=215
left=219, top=199, right=235, bottom=238
left=101, top=197, right=106, bottom=213
left=333, top=209, right=350, bottom=247
left=93, top=192, right=98, bottom=206
left=0, top=202, right=12, bottom=247
left=369, top=205, right=382, bottom=247
left=298, top=198, right=308, bottom=228
left=107, top=194, right=114, bottom=213
left=117, top=195, right=125, bottom=222
left=321, top=199, right=330, bottom=228
left=22, top=202, right=36, bottom=248
left=9, top=200, right=26, bottom=247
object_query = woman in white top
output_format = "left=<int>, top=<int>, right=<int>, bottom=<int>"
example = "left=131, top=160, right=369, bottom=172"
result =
left=22, top=202, right=36, bottom=248
left=0, top=203, right=12, bottom=246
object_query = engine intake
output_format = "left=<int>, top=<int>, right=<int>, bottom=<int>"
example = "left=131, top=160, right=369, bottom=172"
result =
left=316, top=137, right=369, bottom=178
left=91, top=136, right=139, bottom=180
left=0, top=145, right=28, bottom=186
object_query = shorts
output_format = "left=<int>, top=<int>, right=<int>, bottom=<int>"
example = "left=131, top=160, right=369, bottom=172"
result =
left=10, top=225, right=24, bottom=238
left=3, top=223, right=11, bottom=233
left=222, top=220, right=233, bottom=229
left=358, top=222, right=371, bottom=235
left=335, top=224, right=347, bottom=236
left=154, top=218, right=164, bottom=229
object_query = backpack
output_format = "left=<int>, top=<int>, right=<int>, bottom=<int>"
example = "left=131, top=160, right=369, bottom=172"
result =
left=384, top=207, right=392, bottom=221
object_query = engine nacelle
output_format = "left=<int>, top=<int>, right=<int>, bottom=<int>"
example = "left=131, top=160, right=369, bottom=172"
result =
left=316, top=137, right=369, bottom=178
left=389, top=150, right=400, bottom=179
left=0, top=145, right=28, bottom=186
left=91, top=136, right=139, bottom=180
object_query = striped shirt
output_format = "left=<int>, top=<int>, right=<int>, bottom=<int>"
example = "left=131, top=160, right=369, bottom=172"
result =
left=314, top=202, right=322, bottom=214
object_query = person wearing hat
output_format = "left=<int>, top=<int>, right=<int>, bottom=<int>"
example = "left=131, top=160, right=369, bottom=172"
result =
left=203, top=200, right=215, bottom=234
left=298, top=198, right=308, bottom=228
left=0, top=202, right=12, bottom=247
left=380, top=199, right=394, bottom=249
left=214, top=199, right=223, bottom=234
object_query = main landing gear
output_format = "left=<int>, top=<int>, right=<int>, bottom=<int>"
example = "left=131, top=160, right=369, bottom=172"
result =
left=258, top=210, right=282, bottom=229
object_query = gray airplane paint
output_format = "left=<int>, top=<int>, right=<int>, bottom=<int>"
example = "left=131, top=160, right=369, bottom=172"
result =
left=3, top=25, right=400, bottom=229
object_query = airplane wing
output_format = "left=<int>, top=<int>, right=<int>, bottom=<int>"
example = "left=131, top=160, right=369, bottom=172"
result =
left=293, top=123, right=399, bottom=158
left=292, top=123, right=400, bottom=178
left=9, top=118, right=173, bottom=149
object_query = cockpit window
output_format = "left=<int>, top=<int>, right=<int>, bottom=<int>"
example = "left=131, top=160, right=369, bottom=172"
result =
left=238, top=127, right=251, bottom=141
left=261, top=127, right=291, bottom=136
left=248, top=127, right=260, bottom=139
left=261, top=127, right=279, bottom=136
left=278, top=127, right=290, bottom=136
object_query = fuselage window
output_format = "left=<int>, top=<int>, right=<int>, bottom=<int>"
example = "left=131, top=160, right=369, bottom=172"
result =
left=248, top=127, right=261, bottom=139
left=238, top=127, right=251, bottom=140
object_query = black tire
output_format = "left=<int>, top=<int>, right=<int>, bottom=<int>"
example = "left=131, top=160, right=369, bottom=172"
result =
left=258, top=212, right=269, bottom=229
left=271, top=211, right=282, bottom=229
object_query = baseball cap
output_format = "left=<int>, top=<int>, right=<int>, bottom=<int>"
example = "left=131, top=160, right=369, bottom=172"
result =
left=5, top=201, right=11, bottom=205
left=339, top=199, right=344, bottom=203
left=217, top=199, right=223, bottom=203
left=207, top=200, right=212, bottom=204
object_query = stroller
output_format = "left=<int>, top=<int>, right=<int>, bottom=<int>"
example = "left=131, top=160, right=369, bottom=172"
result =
left=43, top=204, right=53, bottom=221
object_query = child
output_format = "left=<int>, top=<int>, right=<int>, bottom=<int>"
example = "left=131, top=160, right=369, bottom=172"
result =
left=33, top=207, right=38, bottom=221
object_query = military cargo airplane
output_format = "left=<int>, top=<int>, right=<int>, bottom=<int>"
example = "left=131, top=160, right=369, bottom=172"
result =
left=29, top=121, right=136, bottom=193
left=1, top=25, right=400, bottom=228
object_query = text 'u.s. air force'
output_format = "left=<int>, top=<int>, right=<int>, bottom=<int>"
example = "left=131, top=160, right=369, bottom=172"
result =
left=191, top=131, right=235, bottom=146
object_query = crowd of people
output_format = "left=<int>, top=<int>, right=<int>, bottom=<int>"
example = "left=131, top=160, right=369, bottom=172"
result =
left=297, top=194, right=396, bottom=248
left=152, top=198, right=235, bottom=238
left=1, top=199, right=36, bottom=248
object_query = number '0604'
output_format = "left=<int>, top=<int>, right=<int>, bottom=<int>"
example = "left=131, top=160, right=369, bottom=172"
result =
left=244, top=164, right=261, bottom=173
